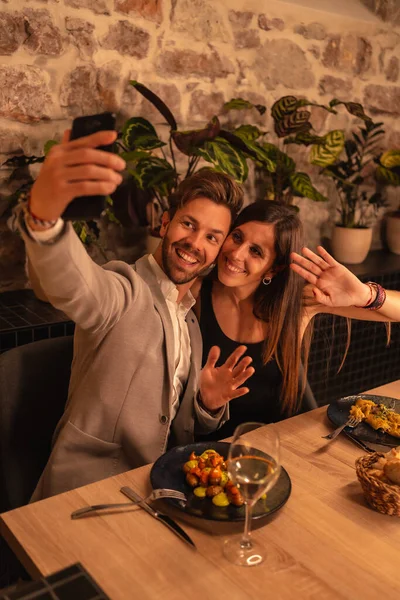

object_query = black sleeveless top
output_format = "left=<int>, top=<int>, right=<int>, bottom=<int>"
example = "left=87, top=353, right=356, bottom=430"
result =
left=197, top=280, right=284, bottom=441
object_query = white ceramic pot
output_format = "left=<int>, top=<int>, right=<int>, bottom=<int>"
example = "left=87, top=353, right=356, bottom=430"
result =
left=330, top=226, right=372, bottom=264
left=386, top=213, right=400, bottom=255
left=146, top=233, right=161, bottom=254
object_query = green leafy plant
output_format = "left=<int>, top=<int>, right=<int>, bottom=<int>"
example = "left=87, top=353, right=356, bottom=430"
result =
left=117, top=84, right=347, bottom=233
left=309, top=101, right=400, bottom=227
left=0, top=141, right=121, bottom=251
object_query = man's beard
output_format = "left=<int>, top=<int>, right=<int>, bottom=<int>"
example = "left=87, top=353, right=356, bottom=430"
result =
left=161, top=235, right=210, bottom=285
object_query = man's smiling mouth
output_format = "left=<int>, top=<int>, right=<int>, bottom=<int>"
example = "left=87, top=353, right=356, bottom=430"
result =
left=175, top=247, right=199, bottom=266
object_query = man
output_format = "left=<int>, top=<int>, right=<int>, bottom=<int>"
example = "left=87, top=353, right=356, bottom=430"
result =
left=17, top=128, right=254, bottom=499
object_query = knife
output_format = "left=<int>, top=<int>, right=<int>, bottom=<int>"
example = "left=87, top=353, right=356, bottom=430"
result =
left=344, top=431, right=393, bottom=454
left=343, top=431, right=375, bottom=453
left=120, top=486, right=196, bottom=549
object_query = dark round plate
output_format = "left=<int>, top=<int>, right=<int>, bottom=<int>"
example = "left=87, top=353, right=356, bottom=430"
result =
left=327, top=394, right=400, bottom=447
left=150, top=441, right=291, bottom=522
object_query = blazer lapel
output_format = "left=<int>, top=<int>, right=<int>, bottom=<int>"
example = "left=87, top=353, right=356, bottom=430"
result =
left=133, top=256, right=175, bottom=403
left=172, top=309, right=202, bottom=441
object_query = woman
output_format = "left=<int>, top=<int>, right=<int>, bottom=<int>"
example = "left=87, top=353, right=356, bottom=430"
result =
left=195, top=200, right=400, bottom=440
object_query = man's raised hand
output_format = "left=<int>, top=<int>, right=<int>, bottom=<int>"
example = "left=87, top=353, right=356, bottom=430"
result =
left=29, top=130, right=126, bottom=224
left=199, top=345, right=255, bottom=412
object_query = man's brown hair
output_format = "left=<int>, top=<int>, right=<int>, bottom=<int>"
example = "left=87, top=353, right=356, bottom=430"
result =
left=168, top=170, right=244, bottom=222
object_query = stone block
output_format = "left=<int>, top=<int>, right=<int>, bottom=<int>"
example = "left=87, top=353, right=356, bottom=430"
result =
left=0, top=129, right=27, bottom=154
left=386, top=56, right=399, bottom=83
left=234, top=29, right=260, bottom=50
left=115, top=0, right=163, bottom=23
left=294, top=22, right=326, bottom=41
left=361, top=0, right=400, bottom=25
left=65, top=16, right=97, bottom=60
left=156, top=48, right=235, bottom=81
left=0, top=65, right=53, bottom=123
left=253, top=39, right=314, bottom=90
left=308, top=45, right=320, bottom=59
left=258, top=14, right=284, bottom=31
left=319, top=75, right=353, bottom=96
left=322, top=34, right=372, bottom=76
left=65, top=0, right=111, bottom=15
left=23, top=8, right=64, bottom=56
left=101, top=20, right=150, bottom=58
left=97, top=60, right=123, bottom=113
left=171, top=0, right=229, bottom=43
left=388, top=130, right=400, bottom=149
left=60, top=65, right=105, bottom=116
left=228, top=10, right=253, bottom=28
left=364, top=84, right=400, bottom=116
left=0, top=12, right=26, bottom=54
left=188, top=90, right=225, bottom=122
left=122, top=81, right=181, bottom=124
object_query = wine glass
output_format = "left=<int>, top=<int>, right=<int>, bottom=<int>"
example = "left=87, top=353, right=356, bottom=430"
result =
left=223, top=422, right=281, bottom=567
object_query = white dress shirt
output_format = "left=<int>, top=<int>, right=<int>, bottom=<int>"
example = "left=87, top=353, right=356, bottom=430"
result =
left=147, top=254, right=195, bottom=419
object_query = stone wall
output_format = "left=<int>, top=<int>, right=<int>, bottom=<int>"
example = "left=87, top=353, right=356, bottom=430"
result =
left=0, top=0, right=399, bottom=292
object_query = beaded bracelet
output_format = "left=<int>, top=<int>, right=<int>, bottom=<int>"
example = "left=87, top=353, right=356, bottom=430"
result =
left=355, top=281, right=386, bottom=311
left=19, top=189, right=58, bottom=228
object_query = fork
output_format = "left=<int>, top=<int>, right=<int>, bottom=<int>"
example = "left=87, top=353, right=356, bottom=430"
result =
left=71, top=488, right=187, bottom=519
left=322, top=416, right=361, bottom=441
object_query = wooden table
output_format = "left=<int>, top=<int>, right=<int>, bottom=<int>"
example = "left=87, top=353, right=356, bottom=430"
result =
left=2, top=381, right=400, bottom=600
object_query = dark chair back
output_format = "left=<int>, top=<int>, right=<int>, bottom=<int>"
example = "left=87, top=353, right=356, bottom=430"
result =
left=0, top=336, right=73, bottom=512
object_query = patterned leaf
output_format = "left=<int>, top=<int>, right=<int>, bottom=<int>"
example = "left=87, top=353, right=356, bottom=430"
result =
left=120, top=150, right=150, bottom=162
left=284, top=132, right=326, bottom=146
left=223, top=98, right=266, bottom=115
left=219, top=130, right=275, bottom=172
left=295, top=99, right=336, bottom=113
left=172, top=117, right=220, bottom=155
left=122, top=117, right=166, bottom=151
left=274, top=111, right=311, bottom=138
left=272, top=96, right=335, bottom=123
left=44, top=140, right=58, bottom=155
left=262, top=143, right=295, bottom=174
left=129, top=157, right=175, bottom=193
left=271, top=96, right=298, bottom=121
left=195, top=137, right=249, bottom=183
left=130, top=81, right=177, bottom=130
left=375, top=165, right=400, bottom=186
left=290, top=172, right=328, bottom=202
left=329, top=99, right=372, bottom=123
left=380, top=150, right=400, bottom=170
left=233, top=125, right=264, bottom=142
left=310, top=130, right=345, bottom=167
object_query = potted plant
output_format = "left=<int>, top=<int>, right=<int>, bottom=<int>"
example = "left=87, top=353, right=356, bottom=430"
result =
left=378, top=150, right=400, bottom=254
left=310, top=101, right=391, bottom=264
left=116, top=84, right=337, bottom=249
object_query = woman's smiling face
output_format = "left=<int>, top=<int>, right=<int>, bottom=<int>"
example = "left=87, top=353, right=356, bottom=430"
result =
left=217, top=221, right=277, bottom=292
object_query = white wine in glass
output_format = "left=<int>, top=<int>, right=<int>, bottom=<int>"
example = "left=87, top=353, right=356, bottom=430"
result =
left=223, top=422, right=281, bottom=567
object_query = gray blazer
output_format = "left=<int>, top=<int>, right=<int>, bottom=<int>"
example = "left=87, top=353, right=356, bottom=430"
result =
left=20, top=222, right=225, bottom=500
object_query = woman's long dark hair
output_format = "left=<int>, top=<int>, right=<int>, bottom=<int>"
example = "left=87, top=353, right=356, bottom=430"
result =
left=233, top=200, right=310, bottom=416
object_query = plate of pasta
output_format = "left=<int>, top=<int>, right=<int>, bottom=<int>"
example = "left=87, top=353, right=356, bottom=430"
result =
left=150, top=441, right=291, bottom=522
left=327, top=394, right=400, bottom=447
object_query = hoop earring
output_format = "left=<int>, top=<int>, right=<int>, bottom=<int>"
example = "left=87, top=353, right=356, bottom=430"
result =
left=262, top=276, right=272, bottom=286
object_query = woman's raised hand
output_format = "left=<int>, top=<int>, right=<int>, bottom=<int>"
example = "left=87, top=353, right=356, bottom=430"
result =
left=290, top=246, right=371, bottom=308
left=199, top=345, right=255, bottom=412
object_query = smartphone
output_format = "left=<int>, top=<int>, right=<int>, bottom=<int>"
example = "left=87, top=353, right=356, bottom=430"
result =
left=62, top=111, right=117, bottom=221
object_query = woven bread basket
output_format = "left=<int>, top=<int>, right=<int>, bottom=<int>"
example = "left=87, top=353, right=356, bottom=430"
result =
left=355, top=453, right=400, bottom=517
